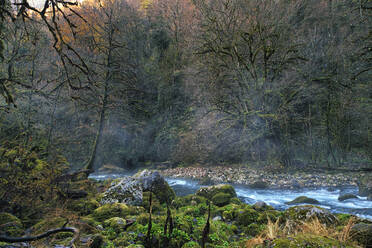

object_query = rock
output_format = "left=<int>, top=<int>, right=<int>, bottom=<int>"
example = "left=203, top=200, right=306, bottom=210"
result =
left=196, top=184, right=236, bottom=200
left=350, top=223, right=372, bottom=248
left=249, top=180, right=268, bottom=189
left=0, top=212, right=23, bottom=236
left=101, top=170, right=175, bottom=205
left=103, top=217, right=126, bottom=233
left=358, top=174, right=372, bottom=197
left=284, top=205, right=338, bottom=226
left=338, top=193, right=358, bottom=201
left=285, top=196, right=320, bottom=205
left=66, top=198, right=100, bottom=215
left=92, top=203, right=130, bottom=222
left=212, top=216, right=222, bottom=221
left=212, top=192, right=232, bottom=207
left=252, top=201, right=272, bottom=211
left=236, top=208, right=259, bottom=226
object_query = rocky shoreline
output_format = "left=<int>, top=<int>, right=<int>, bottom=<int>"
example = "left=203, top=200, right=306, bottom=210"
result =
left=160, top=166, right=363, bottom=189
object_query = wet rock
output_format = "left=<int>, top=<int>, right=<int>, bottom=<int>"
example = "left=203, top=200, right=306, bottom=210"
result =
left=350, top=223, right=372, bottom=248
left=101, top=170, right=175, bottom=205
left=284, top=205, right=338, bottom=226
left=285, top=196, right=320, bottom=205
left=338, top=193, right=358, bottom=201
left=249, top=180, right=268, bottom=189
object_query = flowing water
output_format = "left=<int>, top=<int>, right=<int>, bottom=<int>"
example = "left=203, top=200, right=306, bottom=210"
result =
left=90, top=173, right=372, bottom=220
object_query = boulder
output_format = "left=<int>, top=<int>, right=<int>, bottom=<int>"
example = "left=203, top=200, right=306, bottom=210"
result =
left=350, top=223, right=372, bottom=248
left=286, top=196, right=320, bottom=205
left=103, top=217, right=126, bottom=233
left=338, top=193, right=358, bottom=201
left=358, top=174, right=372, bottom=197
left=249, top=180, right=268, bottom=189
left=196, top=184, right=236, bottom=200
left=284, top=205, right=338, bottom=226
left=252, top=201, right=272, bottom=211
left=212, top=193, right=232, bottom=207
left=101, top=170, right=175, bottom=205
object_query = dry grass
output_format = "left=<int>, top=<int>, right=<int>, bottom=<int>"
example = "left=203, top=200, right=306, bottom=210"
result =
left=246, top=216, right=357, bottom=248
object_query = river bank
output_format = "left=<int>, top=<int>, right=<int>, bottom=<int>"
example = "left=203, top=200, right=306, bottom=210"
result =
left=160, top=166, right=364, bottom=189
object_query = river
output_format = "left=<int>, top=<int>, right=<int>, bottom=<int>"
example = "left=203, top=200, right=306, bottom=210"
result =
left=90, top=173, right=372, bottom=220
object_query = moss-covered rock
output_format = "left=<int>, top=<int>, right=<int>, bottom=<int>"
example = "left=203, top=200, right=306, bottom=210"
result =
left=173, top=195, right=207, bottom=208
left=212, top=192, right=232, bottom=207
left=286, top=196, right=320, bottom=205
left=284, top=205, right=338, bottom=226
left=66, top=198, right=100, bottom=215
left=92, top=203, right=130, bottom=222
left=338, top=193, right=358, bottom=201
left=103, top=217, right=126, bottom=233
left=196, top=184, right=236, bottom=200
left=273, top=234, right=356, bottom=248
left=217, top=203, right=241, bottom=221
left=236, top=208, right=259, bottom=226
left=0, top=212, right=23, bottom=236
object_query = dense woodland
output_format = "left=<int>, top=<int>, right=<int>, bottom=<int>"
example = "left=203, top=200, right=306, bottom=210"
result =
left=0, top=0, right=372, bottom=247
left=0, top=0, right=371, bottom=172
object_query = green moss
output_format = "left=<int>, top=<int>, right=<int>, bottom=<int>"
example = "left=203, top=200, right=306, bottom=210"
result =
left=173, top=195, right=207, bottom=208
left=152, top=181, right=176, bottom=204
left=182, top=241, right=201, bottom=248
left=336, top=213, right=352, bottom=225
left=243, top=223, right=265, bottom=236
left=32, top=216, right=66, bottom=234
left=103, top=217, right=126, bottom=233
left=66, top=198, right=100, bottom=215
left=236, top=208, right=259, bottom=226
left=284, top=205, right=338, bottom=225
left=0, top=212, right=23, bottom=236
left=257, top=210, right=281, bottom=224
left=196, top=184, right=237, bottom=200
left=92, top=203, right=130, bottom=222
left=286, top=196, right=320, bottom=205
left=212, top=192, right=232, bottom=207
left=80, top=216, right=101, bottom=227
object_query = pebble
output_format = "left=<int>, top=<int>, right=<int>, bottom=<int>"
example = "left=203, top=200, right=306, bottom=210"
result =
left=161, top=166, right=359, bottom=189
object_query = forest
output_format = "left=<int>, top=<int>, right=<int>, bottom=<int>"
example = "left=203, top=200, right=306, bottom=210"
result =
left=0, top=0, right=372, bottom=247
